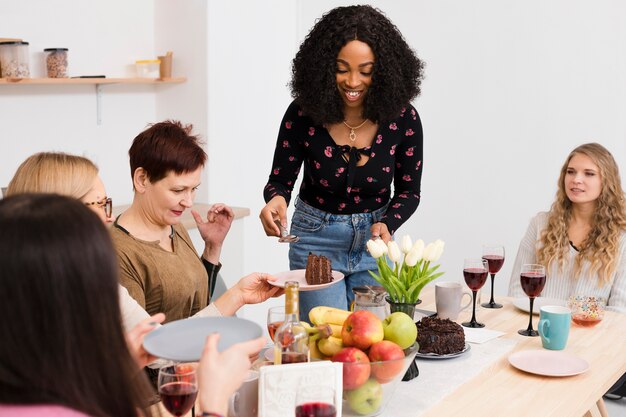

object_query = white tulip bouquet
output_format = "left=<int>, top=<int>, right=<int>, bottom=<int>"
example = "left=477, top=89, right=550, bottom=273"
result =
left=367, top=235, right=445, bottom=304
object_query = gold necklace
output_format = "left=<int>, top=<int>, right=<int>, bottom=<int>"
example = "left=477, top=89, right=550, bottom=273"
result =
left=343, top=119, right=369, bottom=142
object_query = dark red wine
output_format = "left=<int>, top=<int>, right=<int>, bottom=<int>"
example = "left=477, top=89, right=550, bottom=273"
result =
left=463, top=268, right=488, bottom=290
left=281, top=351, right=308, bottom=364
left=159, top=381, right=198, bottom=416
left=520, top=273, right=546, bottom=297
left=482, top=255, right=505, bottom=274
left=295, top=402, right=337, bottom=417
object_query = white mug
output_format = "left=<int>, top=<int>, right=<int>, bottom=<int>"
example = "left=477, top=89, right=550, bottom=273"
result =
left=228, top=370, right=259, bottom=417
left=436, top=282, right=472, bottom=321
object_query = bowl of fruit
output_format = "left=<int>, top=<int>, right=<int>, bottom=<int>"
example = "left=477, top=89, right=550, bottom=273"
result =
left=309, top=307, right=419, bottom=416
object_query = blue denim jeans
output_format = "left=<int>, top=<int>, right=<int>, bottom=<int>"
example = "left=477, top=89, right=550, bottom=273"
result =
left=289, top=197, right=387, bottom=322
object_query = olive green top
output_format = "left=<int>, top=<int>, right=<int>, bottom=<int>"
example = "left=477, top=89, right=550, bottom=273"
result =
left=111, top=221, right=211, bottom=323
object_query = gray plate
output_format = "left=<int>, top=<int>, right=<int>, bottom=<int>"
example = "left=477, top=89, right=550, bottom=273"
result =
left=414, top=343, right=471, bottom=360
left=144, top=316, right=263, bottom=362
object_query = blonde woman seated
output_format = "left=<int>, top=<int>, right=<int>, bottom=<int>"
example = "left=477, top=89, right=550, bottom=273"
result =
left=7, top=152, right=281, bottom=330
left=508, top=143, right=626, bottom=313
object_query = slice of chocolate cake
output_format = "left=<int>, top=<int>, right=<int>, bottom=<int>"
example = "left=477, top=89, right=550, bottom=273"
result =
left=416, top=317, right=465, bottom=355
left=305, top=253, right=333, bottom=285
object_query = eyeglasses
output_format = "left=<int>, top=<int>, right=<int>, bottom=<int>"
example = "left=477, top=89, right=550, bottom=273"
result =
left=85, top=197, right=113, bottom=218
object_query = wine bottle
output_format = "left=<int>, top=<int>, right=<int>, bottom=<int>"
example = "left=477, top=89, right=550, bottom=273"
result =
left=274, top=281, right=310, bottom=364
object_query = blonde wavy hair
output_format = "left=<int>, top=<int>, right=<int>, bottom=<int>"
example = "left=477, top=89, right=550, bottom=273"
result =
left=538, top=143, right=626, bottom=285
left=7, top=152, right=98, bottom=200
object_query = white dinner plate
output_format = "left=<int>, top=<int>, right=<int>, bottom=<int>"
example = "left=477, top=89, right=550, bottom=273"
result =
left=144, top=317, right=263, bottom=362
left=269, top=269, right=345, bottom=291
left=512, top=297, right=566, bottom=315
left=508, top=350, right=589, bottom=377
left=415, top=343, right=471, bottom=360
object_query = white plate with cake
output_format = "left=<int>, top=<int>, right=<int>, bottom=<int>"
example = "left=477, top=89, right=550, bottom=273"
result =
left=414, top=316, right=471, bottom=359
left=269, top=269, right=345, bottom=291
left=415, top=343, right=471, bottom=359
left=270, top=253, right=345, bottom=291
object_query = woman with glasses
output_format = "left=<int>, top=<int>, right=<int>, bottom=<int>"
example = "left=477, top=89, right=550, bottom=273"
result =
left=7, top=152, right=158, bottom=332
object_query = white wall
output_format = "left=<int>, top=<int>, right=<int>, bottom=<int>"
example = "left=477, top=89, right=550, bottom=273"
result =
left=1, top=1, right=625, bottom=326
left=0, top=0, right=163, bottom=204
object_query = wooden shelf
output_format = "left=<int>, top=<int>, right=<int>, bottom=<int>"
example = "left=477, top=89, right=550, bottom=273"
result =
left=0, top=77, right=186, bottom=85
left=0, top=76, right=187, bottom=124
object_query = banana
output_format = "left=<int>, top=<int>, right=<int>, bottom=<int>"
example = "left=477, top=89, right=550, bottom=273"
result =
left=309, top=306, right=351, bottom=326
left=318, top=336, right=344, bottom=357
left=309, top=335, right=327, bottom=360
left=328, top=323, right=343, bottom=338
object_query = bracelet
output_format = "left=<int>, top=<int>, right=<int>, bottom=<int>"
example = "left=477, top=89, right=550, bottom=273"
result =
left=199, top=413, right=225, bottom=417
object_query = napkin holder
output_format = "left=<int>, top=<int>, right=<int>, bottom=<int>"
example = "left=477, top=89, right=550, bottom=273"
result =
left=258, top=361, right=342, bottom=417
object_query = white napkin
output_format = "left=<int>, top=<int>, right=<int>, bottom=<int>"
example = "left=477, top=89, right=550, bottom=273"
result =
left=462, top=326, right=505, bottom=344
left=258, top=361, right=342, bottom=417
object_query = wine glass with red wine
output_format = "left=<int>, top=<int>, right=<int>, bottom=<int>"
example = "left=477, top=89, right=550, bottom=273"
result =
left=295, top=385, right=336, bottom=417
left=518, top=264, right=546, bottom=337
left=481, top=245, right=505, bottom=309
left=462, top=258, right=489, bottom=328
left=158, top=363, right=198, bottom=416
left=267, top=305, right=285, bottom=340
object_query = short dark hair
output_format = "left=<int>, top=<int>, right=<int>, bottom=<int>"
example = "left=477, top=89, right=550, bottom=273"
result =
left=0, top=194, right=154, bottom=417
left=291, top=5, right=425, bottom=124
left=129, top=120, right=207, bottom=183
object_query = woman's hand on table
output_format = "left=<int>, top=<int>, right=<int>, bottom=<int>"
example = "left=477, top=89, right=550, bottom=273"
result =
left=126, top=313, right=165, bottom=368
left=193, top=203, right=235, bottom=263
left=259, top=196, right=288, bottom=237
left=370, top=222, right=391, bottom=243
left=198, top=333, right=267, bottom=416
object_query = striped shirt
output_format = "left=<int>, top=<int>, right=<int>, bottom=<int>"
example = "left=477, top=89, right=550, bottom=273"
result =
left=508, top=212, right=626, bottom=313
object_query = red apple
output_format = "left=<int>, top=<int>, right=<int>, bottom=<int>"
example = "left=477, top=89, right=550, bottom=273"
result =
left=368, top=340, right=405, bottom=383
left=341, top=310, right=384, bottom=350
left=331, top=347, right=371, bottom=390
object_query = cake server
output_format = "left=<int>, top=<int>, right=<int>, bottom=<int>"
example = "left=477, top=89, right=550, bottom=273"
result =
left=275, top=219, right=300, bottom=243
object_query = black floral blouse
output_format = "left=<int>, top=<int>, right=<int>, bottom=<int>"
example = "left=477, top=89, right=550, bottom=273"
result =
left=264, top=100, right=423, bottom=235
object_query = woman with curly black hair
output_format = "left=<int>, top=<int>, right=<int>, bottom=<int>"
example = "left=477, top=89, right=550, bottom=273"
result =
left=260, top=5, right=425, bottom=319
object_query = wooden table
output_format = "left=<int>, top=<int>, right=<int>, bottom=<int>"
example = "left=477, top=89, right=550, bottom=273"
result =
left=411, top=287, right=626, bottom=417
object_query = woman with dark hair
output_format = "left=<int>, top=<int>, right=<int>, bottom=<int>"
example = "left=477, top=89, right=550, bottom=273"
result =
left=0, top=194, right=265, bottom=417
left=113, top=121, right=281, bottom=323
left=508, top=143, right=626, bottom=310
left=260, top=5, right=425, bottom=317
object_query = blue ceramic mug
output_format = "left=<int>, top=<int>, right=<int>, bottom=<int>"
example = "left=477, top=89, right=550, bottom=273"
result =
left=538, top=305, right=571, bottom=350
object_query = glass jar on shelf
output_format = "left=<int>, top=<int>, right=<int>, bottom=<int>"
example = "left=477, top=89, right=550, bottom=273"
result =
left=44, top=48, right=69, bottom=78
left=0, top=41, right=30, bottom=78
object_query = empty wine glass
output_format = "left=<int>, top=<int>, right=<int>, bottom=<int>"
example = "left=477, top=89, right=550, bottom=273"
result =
left=481, top=245, right=505, bottom=309
left=158, top=363, right=198, bottom=416
left=295, top=385, right=336, bottom=417
left=518, top=264, right=546, bottom=336
left=462, top=258, right=489, bottom=328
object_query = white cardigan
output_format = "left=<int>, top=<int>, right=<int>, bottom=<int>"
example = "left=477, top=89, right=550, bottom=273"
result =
left=508, top=212, right=626, bottom=313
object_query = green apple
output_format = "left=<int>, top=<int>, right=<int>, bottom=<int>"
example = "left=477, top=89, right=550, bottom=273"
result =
left=382, top=312, right=417, bottom=349
left=346, top=378, right=383, bottom=415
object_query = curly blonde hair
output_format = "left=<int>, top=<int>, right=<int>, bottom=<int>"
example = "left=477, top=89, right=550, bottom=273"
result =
left=538, top=143, right=626, bottom=285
